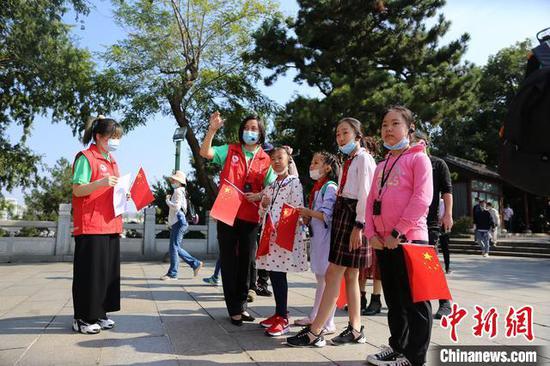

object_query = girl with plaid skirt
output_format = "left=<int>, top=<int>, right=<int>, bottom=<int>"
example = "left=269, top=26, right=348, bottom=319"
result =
left=287, top=118, right=376, bottom=347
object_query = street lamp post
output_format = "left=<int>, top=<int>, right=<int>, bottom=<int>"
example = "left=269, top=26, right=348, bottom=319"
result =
left=172, top=126, right=187, bottom=172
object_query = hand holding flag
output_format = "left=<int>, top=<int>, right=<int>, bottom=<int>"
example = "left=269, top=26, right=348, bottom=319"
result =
left=275, top=203, right=300, bottom=251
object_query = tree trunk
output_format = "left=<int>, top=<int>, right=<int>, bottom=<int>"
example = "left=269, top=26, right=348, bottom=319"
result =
left=167, top=96, right=218, bottom=206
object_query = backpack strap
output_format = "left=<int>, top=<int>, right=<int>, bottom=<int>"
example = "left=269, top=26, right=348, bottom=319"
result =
left=320, top=180, right=337, bottom=199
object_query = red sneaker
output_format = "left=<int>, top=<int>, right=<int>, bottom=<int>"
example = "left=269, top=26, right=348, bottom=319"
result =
left=259, top=314, right=278, bottom=328
left=265, top=315, right=289, bottom=337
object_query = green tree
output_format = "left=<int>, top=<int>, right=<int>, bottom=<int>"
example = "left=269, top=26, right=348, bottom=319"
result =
left=1, top=0, right=125, bottom=193
left=434, top=41, right=532, bottom=167
left=248, top=0, right=478, bottom=175
left=22, top=158, right=73, bottom=221
left=105, top=0, right=280, bottom=204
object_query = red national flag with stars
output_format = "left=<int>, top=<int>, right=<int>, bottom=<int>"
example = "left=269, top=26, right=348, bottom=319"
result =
left=210, top=183, right=243, bottom=227
left=130, top=167, right=155, bottom=211
left=402, top=243, right=452, bottom=303
left=275, top=203, right=299, bottom=251
left=257, top=213, right=273, bottom=258
left=336, top=278, right=347, bottom=309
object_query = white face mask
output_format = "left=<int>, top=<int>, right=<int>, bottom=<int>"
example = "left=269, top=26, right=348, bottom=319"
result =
left=309, top=169, right=322, bottom=180
left=107, top=138, right=120, bottom=152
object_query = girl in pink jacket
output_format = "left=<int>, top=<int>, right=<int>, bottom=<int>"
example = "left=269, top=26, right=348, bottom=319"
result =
left=365, top=106, right=433, bottom=366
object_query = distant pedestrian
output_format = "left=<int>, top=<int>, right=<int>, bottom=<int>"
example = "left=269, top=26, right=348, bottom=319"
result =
left=486, top=202, right=500, bottom=246
left=473, top=201, right=496, bottom=257
left=503, top=204, right=514, bottom=233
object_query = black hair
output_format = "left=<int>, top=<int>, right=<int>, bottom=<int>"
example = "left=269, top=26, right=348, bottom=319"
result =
left=82, top=115, right=122, bottom=145
left=238, top=115, right=266, bottom=145
left=362, top=136, right=380, bottom=156
left=315, top=151, right=340, bottom=182
left=268, top=146, right=291, bottom=158
left=337, top=117, right=365, bottom=147
left=385, top=105, right=416, bottom=137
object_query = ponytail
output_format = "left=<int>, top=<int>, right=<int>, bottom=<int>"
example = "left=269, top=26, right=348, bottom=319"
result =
left=82, top=115, right=122, bottom=145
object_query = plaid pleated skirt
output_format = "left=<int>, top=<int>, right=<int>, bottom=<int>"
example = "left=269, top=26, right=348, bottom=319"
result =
left=328, top=196, right=367, bottom=268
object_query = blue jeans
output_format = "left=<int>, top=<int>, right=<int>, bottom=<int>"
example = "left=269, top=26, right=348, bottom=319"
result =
left=167, top=214, right=200, bottom=278
left=476, top=230, right=491, bottom=254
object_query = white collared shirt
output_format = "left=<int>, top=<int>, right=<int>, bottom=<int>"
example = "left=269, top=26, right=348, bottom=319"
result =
left=338, top=148, right=377, bottom=224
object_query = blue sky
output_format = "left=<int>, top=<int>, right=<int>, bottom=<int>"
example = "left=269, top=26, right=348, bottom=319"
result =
left=5, top=0, right=550, bottom=204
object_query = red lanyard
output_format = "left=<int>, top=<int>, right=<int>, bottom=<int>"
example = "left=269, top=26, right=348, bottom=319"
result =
left=308, top=177, right=328, bottom=209
left=337, top=154, right=357, bottom=195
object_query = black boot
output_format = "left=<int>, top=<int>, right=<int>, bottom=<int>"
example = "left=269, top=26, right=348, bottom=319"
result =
left=362, top=294, right=382, bottom=316
left=360, top=291, right=367, bottom=312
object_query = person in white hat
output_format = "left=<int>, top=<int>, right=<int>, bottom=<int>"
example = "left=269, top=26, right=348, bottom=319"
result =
left=160, top=170, right=203, bottom=280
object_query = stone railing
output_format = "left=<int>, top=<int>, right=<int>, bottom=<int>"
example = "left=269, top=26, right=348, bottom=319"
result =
left=0, top=204, right=219, bottom=262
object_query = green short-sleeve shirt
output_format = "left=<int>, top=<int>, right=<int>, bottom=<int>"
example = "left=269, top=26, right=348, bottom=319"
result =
left=72, top=152, right=110, bottom=185
left=212, top=144, right=276, bottom=187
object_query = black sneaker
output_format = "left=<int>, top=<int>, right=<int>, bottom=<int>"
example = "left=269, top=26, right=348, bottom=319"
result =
left=255, top=286, right=272, bottom=297
left=330, top=323, right=366, bottom=346
left=286, top=326, right=326, bottom=347
left=366, top=345, right=411, bottom=365
left=434, top=301, right=452, bottom=320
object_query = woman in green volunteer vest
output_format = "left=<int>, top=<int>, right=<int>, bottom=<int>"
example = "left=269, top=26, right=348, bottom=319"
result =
left=200, top=112, right=276, bottom=326
left=71, top=116, right=123, bottom=334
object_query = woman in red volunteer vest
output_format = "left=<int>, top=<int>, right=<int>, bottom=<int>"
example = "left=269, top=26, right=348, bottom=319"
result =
left=71, top=116, right=123, bottom=334
left=200, top=112, right=276, bottom=326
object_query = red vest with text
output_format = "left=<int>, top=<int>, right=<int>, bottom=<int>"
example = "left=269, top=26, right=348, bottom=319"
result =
left=72, top=144, right=123, bottom=235
left=219, top=144, right=271, bottom=223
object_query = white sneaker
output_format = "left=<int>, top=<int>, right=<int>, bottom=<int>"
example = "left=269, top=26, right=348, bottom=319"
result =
left=97, top=318, right=115, bottom=330
left=160, top=275, right=177, bottom=280
left=482, top=253, right=489, bottom=258
left=73, top=319, right=101, bottom=334
left=367, top=345, right=411, bottom=366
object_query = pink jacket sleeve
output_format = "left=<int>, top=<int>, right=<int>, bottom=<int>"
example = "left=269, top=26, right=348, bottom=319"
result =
left=394, top=154, right=433, bottom=235
left=364, top=165, right=380, bottom=239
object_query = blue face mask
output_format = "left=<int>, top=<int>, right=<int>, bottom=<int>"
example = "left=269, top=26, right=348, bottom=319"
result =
left=171, top=183, right=178, bottom=189
left=107, top=139, right=120, bottom=152
left=242, top=130, right=259, bottom=145
left=339, top=139, right=357, bottom=155
left=384, top=137, right=410, bottom=151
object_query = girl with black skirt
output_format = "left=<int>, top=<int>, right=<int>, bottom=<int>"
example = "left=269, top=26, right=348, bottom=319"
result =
left=287, top=118, right=377, bottom=347
left=71, top=116, right=123, bottom=334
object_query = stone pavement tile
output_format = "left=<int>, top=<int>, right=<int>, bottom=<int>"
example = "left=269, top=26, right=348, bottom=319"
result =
left=176, top=352, right=254, bottom=365
left=16, top=332, right=102, bottom=366
left=0, top=295, right=28, bottom=315
left=2, top=300, right=68, bottom=319
left=98, top=335, right=177, bottom=366
left=0, top=349, right=27, bottom=365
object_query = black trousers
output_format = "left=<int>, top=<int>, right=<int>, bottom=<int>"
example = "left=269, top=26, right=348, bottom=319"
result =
left=73, top=234, right=120, bottom=322
left=428, top=228, right=450, bottom=272
left=217, top=219, right=259, bottom=316
left=269, top=271, right=288, bottom=316
left=376, top=247, right=432, bottom=366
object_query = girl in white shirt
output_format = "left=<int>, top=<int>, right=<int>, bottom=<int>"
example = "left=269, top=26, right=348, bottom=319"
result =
left=160, top=171, right=203, bottom=280
left=287, top=117, right=376, bottom=347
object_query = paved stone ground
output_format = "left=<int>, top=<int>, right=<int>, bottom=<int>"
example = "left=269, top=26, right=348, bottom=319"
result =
left=0, top=254, right=549, bottom=366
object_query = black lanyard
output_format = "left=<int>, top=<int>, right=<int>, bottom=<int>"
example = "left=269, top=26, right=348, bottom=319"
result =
left=269, top=176, right=293, bottom=211
left=377, top=149, right=408, bottom=198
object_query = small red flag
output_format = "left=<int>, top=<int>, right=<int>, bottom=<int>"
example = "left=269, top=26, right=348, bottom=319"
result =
left=210, top=183, right=243, bottom=226
left=401, top=243, right=452, bottom=303
left=257, top=213, right=273, bottom=258
left=336, top=278, right=347, bottom=309
left=275, top=203, right=299, bottom=251
left=130, top=168, right=155, bottom=211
